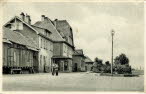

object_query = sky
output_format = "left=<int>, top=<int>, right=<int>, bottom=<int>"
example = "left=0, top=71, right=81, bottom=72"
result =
left=2, top=1, right=144, bottom=69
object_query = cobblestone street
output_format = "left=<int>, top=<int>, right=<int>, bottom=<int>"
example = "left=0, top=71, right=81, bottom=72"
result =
left=3, top=72, right=144, bottom=91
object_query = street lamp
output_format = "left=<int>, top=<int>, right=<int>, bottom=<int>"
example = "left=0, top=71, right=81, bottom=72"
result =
left=111, top=29, right=115, bottom=76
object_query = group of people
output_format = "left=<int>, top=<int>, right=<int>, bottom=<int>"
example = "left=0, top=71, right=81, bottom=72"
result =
left=52, top=63, right=59, bottom=76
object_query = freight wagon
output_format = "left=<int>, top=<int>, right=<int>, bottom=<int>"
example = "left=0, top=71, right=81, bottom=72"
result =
left=3, top=42, right=39, bottom=74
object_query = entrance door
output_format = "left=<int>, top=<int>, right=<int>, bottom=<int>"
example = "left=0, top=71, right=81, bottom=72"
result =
left=74, top=63, right=77, bottom=72
left=64, top=61, right=68, bottom=71
left=85, top=66, right=87, bottom=71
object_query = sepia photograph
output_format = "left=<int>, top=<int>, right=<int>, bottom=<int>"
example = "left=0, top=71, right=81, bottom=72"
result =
left=1, top=1, right=144, bottom=92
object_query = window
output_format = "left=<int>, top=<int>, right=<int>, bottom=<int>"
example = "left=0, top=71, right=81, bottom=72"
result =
left=11, top=23, right=16, bottom=30
left=45, top=31, right=47, bottom=36
left=40, top=55, right=42, bottom=66
left=44, top=39, right=46, bottom=49
left=44, top=39, right=45, bottom=49
left=46, top=32, right=48, bottom=37
left=51, top=43, right=53, bottom=51
left=64, top=45, right=66, bottom=53
left=48, top=42, right=50, bottom=50
left=44, top=56, right=46, bottom=65
left=41, top=38, right=42, bottom=48
left=42, top=39, right=44, bottom=49
left=46, top=41, right=47, bottom=50
left=64, top=45, right=67, bottom=53
left=45, top=40, right=47, bottom=50
left=50, top=43, right=53, bottom=51
left=15, top=22, right=23, bottom=30
left=42, top=38, right=44, bottom=49
left=18, top=22, right=23, bottom=30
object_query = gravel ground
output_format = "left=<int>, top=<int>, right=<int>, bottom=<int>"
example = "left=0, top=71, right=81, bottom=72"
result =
left=3, top=72, right=144, bottom=91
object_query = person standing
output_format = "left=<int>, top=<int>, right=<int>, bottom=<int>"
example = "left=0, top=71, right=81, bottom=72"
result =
left=52, top=63, right=55, bottom=76
left=54, top=63, right=59, bottom=76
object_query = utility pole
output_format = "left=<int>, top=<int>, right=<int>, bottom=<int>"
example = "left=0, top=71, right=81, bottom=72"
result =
left=111, top=30, right=115, bottom=76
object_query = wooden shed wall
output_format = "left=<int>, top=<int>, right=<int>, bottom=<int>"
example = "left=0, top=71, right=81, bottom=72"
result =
left=3, top=43, right=37, bottom=68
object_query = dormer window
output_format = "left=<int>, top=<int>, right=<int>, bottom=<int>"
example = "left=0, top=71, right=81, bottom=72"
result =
left=10, top=18, right=23, bottom=31
left=11, top=23, right=16, bottom=30
left=44, top=29, right=51, bottom=37
left=46, top=32, right=49, bottom=37
left=16, top=22, right=23, bottom=30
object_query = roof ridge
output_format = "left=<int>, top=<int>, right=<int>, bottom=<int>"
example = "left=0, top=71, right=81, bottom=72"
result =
left=4, top=16, right=39, bottom=34
left=34, top=19, right=65, bottom=42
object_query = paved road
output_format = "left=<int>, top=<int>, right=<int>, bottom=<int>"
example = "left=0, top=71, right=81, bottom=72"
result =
left=3, top=72, right=144, bottom=91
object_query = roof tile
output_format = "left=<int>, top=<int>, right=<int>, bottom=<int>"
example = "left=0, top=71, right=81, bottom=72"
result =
left=55, top=20, right=74, bottom=46
left=34, top=18, right=65, bottom=42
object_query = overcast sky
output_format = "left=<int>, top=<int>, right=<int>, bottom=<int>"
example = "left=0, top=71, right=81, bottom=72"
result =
left=2, top=2, right=144, bottom=69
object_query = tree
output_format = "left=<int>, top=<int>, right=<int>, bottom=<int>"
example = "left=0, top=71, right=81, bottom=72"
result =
left=114, top=53, right=131, bottom=74
left=103, top=61, right=111, bottom=73
left=114, top=53, right=129, bottom=65
left=93, top=57, right=103, bottom=66
left=93, top=57, right=103, bottom=73
left=94, top=57, right=98, bottom=62
left=105, top=61, right=110, bottom=66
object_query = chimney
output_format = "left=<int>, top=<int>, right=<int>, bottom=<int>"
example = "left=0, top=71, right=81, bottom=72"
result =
left=25, top=14, right=31, bottom=24
left=44, top=17, right=48, bottom=22
left=53, top=19, right=58, bottom=27
left=20, top=12, right=25, bottom=21
left=41, top=15, right=45, bottom=21
left=55, top=19, right=58, bottom=21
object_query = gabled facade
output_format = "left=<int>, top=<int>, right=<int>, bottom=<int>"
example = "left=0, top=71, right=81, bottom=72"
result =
left=72, top=49, right=86, bottom=72
left=52, top=19, right=75, bottom=72
left=84, top=56, right=94, bottom=71
left=4, top=14, right=39, bottom=47
left=4, top=13, right=53, bottom=73
left=34, top=15, right=75, bottom=72
left=53, top=19, right=74, bottom=47
left=3, top=13, right=76, bottom=73
left=32, top=25, right=53, bottom=72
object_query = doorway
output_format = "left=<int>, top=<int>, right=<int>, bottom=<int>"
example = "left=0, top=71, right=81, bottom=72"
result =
left=74, top=63, right=77, bottom=72
left=64, top=61, right=68, bottom=71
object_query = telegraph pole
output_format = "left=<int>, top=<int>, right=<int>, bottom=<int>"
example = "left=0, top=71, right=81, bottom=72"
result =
left=111, top=30, right=115, bottom=76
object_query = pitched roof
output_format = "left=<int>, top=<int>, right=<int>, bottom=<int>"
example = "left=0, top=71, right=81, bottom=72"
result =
left=85, top=56, right=93, bottom=63
left=3, top=27, right=38, bottom=51
left=73, top=49, right=84, bottom=56
left=31, top=25, right=53, bottom=41
left=33, top=18, right=65, bottom=42
left=4, top=16, right=55, bottom=40
left=4, top=16, right=39, bottom=34
left=54, top=20, right=74, bottom=46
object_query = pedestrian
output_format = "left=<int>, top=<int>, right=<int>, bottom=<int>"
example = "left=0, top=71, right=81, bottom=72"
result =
left=52, top=63, right=55, bottom=76
left=54, top=63, right=59, bottom=76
